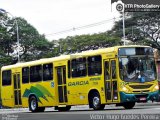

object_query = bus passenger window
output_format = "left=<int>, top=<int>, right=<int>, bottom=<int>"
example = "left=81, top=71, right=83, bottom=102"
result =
left=2, top=70, right=11, bottom=86
left=88, top=55, right=102, bottom=76
left=68, top=60, right=70, bottom=78
left=43, top=63, right=53, bottom=81
left=105, top=61, right=110, bottom=80
left=22, top=67, right=29, bottom=83
left=71, top=58, right=86, bottom=77
left=111, top=61, right=116, bottom=79
left=30, top=65, right=42, bottom=82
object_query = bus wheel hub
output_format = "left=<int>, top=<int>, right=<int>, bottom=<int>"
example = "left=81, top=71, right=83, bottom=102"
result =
left=93, top=97, right=100, bottom=107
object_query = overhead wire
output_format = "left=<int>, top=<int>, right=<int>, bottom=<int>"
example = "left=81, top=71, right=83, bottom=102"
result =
left=45, top=17, right=120, bottom=36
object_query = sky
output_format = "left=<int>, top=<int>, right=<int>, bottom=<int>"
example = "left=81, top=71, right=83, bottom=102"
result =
left=0, top=0, right=120, bottom=41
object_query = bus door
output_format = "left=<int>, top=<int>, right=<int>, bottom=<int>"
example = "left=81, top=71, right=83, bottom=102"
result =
left=104, top=59, right=118, bottom=103
left=13, top=73, right=22, bottom=107
left=56, top=66, right=68, bottom=104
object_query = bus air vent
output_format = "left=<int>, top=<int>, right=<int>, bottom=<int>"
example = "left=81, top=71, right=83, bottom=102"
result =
left=129, top=84, right=152, bottom=89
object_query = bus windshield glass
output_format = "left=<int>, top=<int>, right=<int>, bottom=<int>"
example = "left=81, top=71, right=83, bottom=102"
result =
left=118, top=48, right=157, bottom=82
left=119, top=57, right=157, bottom=82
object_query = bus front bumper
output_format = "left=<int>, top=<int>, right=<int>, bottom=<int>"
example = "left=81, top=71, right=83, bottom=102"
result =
left=120, top=91, right=159, bottom=103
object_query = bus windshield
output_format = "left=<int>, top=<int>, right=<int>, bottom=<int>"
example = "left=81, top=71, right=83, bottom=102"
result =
left=119, top=56, right=157, bottom=82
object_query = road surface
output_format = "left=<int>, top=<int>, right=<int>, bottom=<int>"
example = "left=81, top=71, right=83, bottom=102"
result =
left=0, top=102, right=160, bottom=120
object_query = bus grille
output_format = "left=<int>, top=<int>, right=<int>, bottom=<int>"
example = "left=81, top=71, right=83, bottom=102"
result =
left=129, top=84, right=152, bottom=89
left=133, top=90, right=150, bottom=93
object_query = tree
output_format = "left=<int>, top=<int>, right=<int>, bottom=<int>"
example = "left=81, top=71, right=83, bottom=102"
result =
left=52, top=33, right=121, bottom=55
left=0, top=15, right=53, bottom=66
left=0, top=12, right=14, bottom=66
left=12, top=18, right=53, bottom=61
left=111, top=12, right=160, bottom=49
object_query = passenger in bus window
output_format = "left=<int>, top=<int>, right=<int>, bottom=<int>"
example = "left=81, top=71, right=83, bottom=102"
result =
left=127, top=60, right=139, bottom=79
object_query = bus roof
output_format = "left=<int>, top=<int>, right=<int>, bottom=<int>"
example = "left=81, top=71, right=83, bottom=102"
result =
left=1, top=45, right=151, bottom=70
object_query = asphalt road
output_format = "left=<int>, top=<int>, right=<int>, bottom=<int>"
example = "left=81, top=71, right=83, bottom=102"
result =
left=0, top=102, right=160, bottom=120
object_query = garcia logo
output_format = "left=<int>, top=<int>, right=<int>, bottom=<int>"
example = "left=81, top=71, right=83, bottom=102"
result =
left=68, top=81, right=89, bottom=86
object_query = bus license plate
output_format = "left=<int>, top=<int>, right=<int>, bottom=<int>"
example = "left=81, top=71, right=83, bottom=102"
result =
left=140, top=97, right=146, bottom=101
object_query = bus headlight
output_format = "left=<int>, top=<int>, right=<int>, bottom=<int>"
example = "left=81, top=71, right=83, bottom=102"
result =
left=151, top=85, right=159, bottom=92
left=122, top=87, right=129, bottom=92
left=154, top=85, right=159, bottom=90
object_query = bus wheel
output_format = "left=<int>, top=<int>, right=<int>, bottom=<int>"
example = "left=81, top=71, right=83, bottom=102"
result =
left=123, top=102, right=135, bottom=109
left=90, top=92, right=105, bottom=110
left=57, top=106, right=71, bottom=111
left=29, top=96, right=39, bottom=112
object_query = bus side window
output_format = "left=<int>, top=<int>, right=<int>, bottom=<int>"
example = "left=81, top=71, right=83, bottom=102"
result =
left=88, top=55, right=102, bottom=76
left=71, top=58, right=87, bottom=77
left=22, top=67, right=29, bottom=83
left=68, top=60, right=70, bottom=78
left=105, top=62, right=110, bottom=80
left=2, top=70, right=11, bottom=86
left=43, top=63, right=53, bottom=81
left=30, top=65, right=42, bottom=82
left=111, top=61, right=116, bottom=79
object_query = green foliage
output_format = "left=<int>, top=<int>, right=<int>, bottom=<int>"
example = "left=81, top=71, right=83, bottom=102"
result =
left=0, top=15, right=53, bottom=66
left=54, top=33, right=121, bottom=55
left=112, top=12, right=160, bottom=49
left=11, top=18, right=53, bottom=61
left=0, top=13, right=14, bottom=67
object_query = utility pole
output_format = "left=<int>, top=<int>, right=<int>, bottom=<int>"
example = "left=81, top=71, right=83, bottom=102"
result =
left=122, top=11, right=125, bottom=45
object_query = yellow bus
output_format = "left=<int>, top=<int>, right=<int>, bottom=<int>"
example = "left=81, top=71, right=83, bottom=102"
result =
left=1, top=45, right=159, bottom=112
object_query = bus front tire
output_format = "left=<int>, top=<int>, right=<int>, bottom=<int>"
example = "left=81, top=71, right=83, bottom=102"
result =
left=89, top=92, right=105, bottom=110
left=122, top=102, right=135, bottom=109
